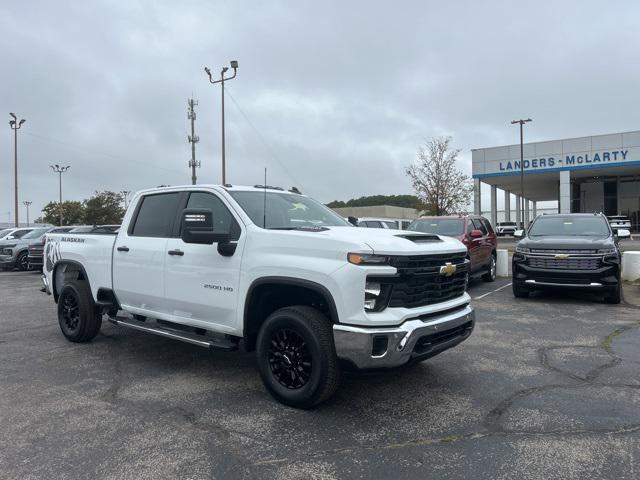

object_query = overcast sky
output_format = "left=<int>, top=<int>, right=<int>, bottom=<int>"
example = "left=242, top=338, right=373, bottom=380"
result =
left=2, top=0, right=640, bottom=223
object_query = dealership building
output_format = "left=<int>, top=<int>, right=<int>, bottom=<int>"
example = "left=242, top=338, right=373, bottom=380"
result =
left=472, top=130, right=640, bottom=232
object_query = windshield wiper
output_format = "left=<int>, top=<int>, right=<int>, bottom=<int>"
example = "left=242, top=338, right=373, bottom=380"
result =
left=267, top=226, right=329, bottom=231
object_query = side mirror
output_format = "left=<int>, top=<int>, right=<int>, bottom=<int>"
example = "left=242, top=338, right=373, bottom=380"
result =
left=469, top=229, right=483, bottom=239
left=347, top=216, right=359, bottom=226
left=615, top=229, right=631, bottom=240
left=181, top=208, right=229, bottom=245
left=514, top=229, right=525, bottom=239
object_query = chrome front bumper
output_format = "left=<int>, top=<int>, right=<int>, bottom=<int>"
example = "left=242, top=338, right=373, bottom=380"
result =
left=333, top=304, right=475, bottom=369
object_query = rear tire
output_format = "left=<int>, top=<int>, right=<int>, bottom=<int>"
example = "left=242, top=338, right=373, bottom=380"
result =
left=482, top=254, right=496, bottom=282
left=512, top=281, right=529, bottom=298
left=604, top=281, right=621, bottom=304
left=57, top=280, right=102, bottom=342
left=256, top=306, right=341, bottom=409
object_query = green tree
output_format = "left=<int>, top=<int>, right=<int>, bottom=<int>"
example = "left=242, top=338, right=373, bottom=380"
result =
left=327, top=195, right=424, bottom=209
left=83, top=191, right=125, bottom=225
left=41, top=201, right=85, bottom=226
left=406, top=136, right=473, bottom=215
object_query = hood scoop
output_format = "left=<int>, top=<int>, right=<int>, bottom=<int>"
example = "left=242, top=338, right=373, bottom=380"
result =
left=395, top=234, right=441, bottom=243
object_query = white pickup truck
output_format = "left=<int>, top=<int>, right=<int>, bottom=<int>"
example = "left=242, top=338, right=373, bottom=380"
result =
left=43, top=184, right=475, bottom=408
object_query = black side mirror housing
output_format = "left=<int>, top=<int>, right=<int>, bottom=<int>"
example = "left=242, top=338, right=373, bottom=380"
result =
left=181, top=208, right=229, bottom=245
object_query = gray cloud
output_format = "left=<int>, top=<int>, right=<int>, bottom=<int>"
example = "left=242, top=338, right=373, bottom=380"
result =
left=2, top=0, right=639, bottom=222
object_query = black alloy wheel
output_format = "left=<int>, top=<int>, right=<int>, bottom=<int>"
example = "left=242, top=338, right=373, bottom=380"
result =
left=60, top=289, right=81, bottom=335
left=268, top=328, right=313, bottom=389
left=17, top=252, right=29, bottom=271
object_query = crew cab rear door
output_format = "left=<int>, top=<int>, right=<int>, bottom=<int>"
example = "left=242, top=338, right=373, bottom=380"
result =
left=112, top=192, right=182, bottom=315
left=163, top=191, right=245, bottom=332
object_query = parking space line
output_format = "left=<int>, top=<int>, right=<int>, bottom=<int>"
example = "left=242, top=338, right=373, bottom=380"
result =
left=473, top=282, right=512, bottom=300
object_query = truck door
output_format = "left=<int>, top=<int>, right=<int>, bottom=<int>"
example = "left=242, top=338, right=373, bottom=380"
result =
left=112, top=192, right=183, bottom=316
left=163, top=191, right=245, bottom=333
left=471, top=218, right=490, bottom=268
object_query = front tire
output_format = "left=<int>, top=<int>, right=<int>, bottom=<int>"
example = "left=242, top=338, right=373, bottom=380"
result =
left=604, top=281, right=621, bottom=304
left=256, top=306, right=341, bottom=409
left=482, top=254, right=496, bottom=282
left=512, top=281, right=529, bottom=298
left=57, top=280, right=102, bottom=342
left=16, top=251, right=30, bottom=271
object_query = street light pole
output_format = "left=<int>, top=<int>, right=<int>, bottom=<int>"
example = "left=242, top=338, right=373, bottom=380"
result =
left=205, top=60, right=238, bottom=185
left=120, top=190, right=131, bottom=209
left=9, top=113, right=26, bottom=227
left=511, top=118, right=532, bottom=228
left=50, top=164, right=70, bottom=226
left=22, top=201, right=32, bottom=226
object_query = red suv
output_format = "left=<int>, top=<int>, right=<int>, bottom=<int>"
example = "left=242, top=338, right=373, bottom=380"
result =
left=407, top=215, right=497, bottom=282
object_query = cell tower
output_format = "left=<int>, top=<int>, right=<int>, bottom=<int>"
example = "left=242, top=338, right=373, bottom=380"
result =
left=188, top=98, right=200, bottom=185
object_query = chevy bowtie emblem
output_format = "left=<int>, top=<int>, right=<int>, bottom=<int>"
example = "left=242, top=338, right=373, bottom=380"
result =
left=439, top=262, right=457, bottom=276
left=554, top=254, right=570, bottom=259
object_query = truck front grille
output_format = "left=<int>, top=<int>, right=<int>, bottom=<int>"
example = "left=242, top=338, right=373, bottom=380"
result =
left=386, top=253, right=468, bottom=308
left=527, top=256, right=601, bottom=270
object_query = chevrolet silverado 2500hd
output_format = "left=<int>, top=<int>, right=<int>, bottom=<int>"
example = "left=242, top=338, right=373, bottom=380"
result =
left=43, top=185, right=475, bottom=408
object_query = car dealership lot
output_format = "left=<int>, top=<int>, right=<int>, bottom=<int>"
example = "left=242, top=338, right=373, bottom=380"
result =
left=1, top=271, right=639, bottom=479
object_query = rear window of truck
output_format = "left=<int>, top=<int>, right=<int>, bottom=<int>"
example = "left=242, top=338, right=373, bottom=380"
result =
left=130, top=193, right=182, bottom=237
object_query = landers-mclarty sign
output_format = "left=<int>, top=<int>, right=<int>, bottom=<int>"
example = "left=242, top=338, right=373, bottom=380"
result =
left=499, top=149, right=630, bottom=172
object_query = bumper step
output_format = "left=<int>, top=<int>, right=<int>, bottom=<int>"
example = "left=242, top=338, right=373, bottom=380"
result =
left=107, top=316, right=238, bottom=351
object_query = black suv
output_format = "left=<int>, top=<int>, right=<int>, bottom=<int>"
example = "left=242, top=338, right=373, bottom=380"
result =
left=512, top=213, right=623, bottom=303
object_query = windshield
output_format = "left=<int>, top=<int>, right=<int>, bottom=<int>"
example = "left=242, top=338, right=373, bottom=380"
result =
left=500, top=222, right=517, bottom=226
left=0, top=229, right=12, bottom=239
left=229, top=191, right=350, bottom=229
left=22, top=228, right=50, bottom=239
left=528, top=216, right=610, bottom=237
left=407, top=218, right=464, bottom=236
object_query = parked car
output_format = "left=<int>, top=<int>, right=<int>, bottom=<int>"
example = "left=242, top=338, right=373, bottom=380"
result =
left=357, top=217, right=408, bottom=229
left=607, top=215, right=632, bottom=234
left=42, top=184, right=475, bottom=408
left=27, top=227, right=76, bottom=270
left=0, top=227, right=34, bottom=242
left=495, top=221, right=518, bottom=236
left=406, top=215, right=497, bottom=282
left=0, top=227, right=50, bottom=271
left=512, top=213, right=630, bottom=303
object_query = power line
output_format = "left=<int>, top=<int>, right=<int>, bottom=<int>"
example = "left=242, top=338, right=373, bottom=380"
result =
left=224, top=86, right=304, bottom=190
left=23, top=131, right=185, bottom=175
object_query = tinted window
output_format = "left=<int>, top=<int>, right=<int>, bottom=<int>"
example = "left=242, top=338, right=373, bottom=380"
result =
left=481, top=218, right=494, bottom=234
left=13, top=229, right=32, bottom=239
left=22, top=228, right=50, bottom=239
left=186, top=192, right=240, bottom=240
left=362, top=221, right=383, bottom=228
left=382, top=221, right=397, bottom=229
left=472, top=218, right=487, bottom=234
left=529, top=216, right=610, bottom=237
left=408, top=218, right=464, bottom=236
left=131, top=193, right=181, bottom=237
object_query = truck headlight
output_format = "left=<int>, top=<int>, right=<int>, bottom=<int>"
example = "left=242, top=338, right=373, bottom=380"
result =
left=348, top=253, right=389, bottom=266
left=515, top=246, right=530, bottom=253
left=597, top=248, right=616, bottom=254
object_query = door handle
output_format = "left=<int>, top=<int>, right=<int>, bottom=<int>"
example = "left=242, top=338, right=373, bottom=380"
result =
left=168, top=249, right=184, bottom=256
left=117, top=246, right=129, bottom=252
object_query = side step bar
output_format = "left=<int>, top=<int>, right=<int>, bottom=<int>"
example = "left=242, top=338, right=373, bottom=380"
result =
left=108, top=316, right=238, bottom=351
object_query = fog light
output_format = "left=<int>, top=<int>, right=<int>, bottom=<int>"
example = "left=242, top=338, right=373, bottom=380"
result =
left=364, top=282, right=382, bottom=311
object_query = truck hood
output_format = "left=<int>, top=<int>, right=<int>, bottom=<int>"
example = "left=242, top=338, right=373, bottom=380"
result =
left=519, top=235, right=614, bottom=251
left=322, top=226, right=467, bottom=255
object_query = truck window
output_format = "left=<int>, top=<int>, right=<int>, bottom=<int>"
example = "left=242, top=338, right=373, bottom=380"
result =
left=480, top=218, right=494, bottom=234
left=185, top=192, right=241, bottom=240
left=130, top=192, right=182, bottom=237
left=472, top=218, right=487, bottom=235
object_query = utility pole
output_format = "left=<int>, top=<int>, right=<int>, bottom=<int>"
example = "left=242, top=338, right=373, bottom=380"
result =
left=22, top=201, right=32, bottom=226
left=204, top=60, right=238, bottom=185
left=511, top=118, right=532, bottom=228
left=50, top=164, right=70, bottom=226
left=187, top=98, right=200, bottom=185
left=9, top=113, right=26, bottom=227
left=120, top=190, right=131, bottom=209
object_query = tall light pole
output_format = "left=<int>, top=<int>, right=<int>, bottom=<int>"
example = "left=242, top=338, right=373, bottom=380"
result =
left=50, top=164, right=70, bottom=226
left=9, top=113, right=26, bottom=227
left=22, top=201, right=32, bottom=226
left=120, top=190, right=131, bottom=209
left=511, top=118, right=532, bottom=228
left=205, top=60, right=238, bottom=185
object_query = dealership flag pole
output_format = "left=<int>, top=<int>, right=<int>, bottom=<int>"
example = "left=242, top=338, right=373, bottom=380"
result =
left=511, top=118, right=532, bottom=228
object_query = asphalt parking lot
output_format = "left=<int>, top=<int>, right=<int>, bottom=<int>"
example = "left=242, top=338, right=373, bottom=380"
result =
left=1, top=271, right=639, bottom=479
